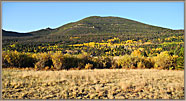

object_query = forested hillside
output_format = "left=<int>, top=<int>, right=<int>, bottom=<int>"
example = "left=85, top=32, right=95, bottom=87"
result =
left=2, top=16, right=184, bottom=70
left=3, top=16, right=183, bottom=46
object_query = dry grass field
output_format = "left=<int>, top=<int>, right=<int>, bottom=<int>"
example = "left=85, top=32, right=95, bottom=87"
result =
left=2, top=68, right=184, bottom=99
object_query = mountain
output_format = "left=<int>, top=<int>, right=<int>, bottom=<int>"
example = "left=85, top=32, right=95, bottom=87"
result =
left=54, top=16, right=171, bottom=35
left=2, top=16, right=184, bottom=46
left=2, top=29, right=32, bottom=37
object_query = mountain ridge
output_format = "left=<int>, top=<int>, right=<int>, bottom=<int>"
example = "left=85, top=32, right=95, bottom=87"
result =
left=2, top=16, right=184, bottom=46
left=3, top=16, right=180, bottom=36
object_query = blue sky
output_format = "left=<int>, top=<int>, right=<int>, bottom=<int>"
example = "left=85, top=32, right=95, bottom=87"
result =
left=2, top=2, right=184, bottom=33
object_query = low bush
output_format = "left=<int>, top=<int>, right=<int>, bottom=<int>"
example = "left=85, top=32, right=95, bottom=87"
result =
left=142, top=58, right=154, bottom=69
left=153, top=51, right=177, bottom=70
left=110, top=58, right=120, bottom=69
left=85, top=63, right=93, bottom=69
left=117, top=55, right=138, bottom=69
left=51, top=53, right=93, bottom=70
left=2, top=52, right=8, bottom=67
left=51, top=52, right=64, bottom=70
left=2, top=51, right=36, bottom=68
left=176, top=57, right=184, bottom=70
left=34, top=52, right=53, bottom=69
left=175, top=47, right=184, bottom=70
left=90, top=57, right=102, bottom=68
left=91, top=56, right=114, bottom=69
left=2, top=50, right=183, bottom=70
left=63, top=54, right=80, bottom=69
left=137, top=62, right=145, bottom=69
left=76, top=53, right=96, bottom=69
left=117, top=55, right=153, bottom=69
left=100, top=56, right=112, bottom=69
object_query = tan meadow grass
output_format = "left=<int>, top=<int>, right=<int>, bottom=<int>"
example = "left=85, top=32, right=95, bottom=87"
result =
left=2, top=68, right=184, bottom=99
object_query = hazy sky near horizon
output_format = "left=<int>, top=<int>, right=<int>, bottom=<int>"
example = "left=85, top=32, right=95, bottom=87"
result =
left=2, top=2, right=184, bottom=33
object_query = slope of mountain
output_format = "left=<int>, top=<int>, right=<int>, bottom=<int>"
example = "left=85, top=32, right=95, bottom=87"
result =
left=2, top=29, right=32, bottom=37
left=51, top=16, right=172, bottom=36
left=2, top=16, right=184, bottom=46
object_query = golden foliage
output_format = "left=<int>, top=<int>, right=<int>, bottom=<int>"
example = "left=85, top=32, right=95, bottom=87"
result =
left=51, top=52, right=64, bottom=70
left=85, top=63, right=93, bottom=69
left=153, top=51, right=177, bottom=69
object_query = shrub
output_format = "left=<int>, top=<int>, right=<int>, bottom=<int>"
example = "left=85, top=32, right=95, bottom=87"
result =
left=51, top=52, right=95, bottom=70
left=78, top=62, right=85, bottom=69
left=153, top=51, right=177, bottom=69
left=100, top=56, right=112, bottom=69
left=117, top=55, right=138, bottom=69
left=77, top=53, right=95, bottom=69
left=131, top=49, right=142, bottom=57
left=63, top=54, right=80, bottom=69
left=51, top=52, right=64, bottom=70
left=77, top=53, right=113, bottom=69
left=89, top=57, right=101, bottom=69
left=174, top=47, right=184, bottom=70
left=35, top=52, right=53, bottom=69
left=2, top=51, right=36, bottom=68
left=117, top=55, right=153, bottom=69
left=137, top=62, right=145, bottom=69
left=2, top=52, right=9, bottom=67
left=176, top=57, right=184, bottom=70
left=110, top=58, right=120, bottom=69
left=85, top=63, right=93, bottom=69
left=142, top=58, right=154, bottom=69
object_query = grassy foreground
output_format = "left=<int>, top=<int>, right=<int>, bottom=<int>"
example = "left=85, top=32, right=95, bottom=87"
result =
left=2, top=69, right=184, bottom=99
